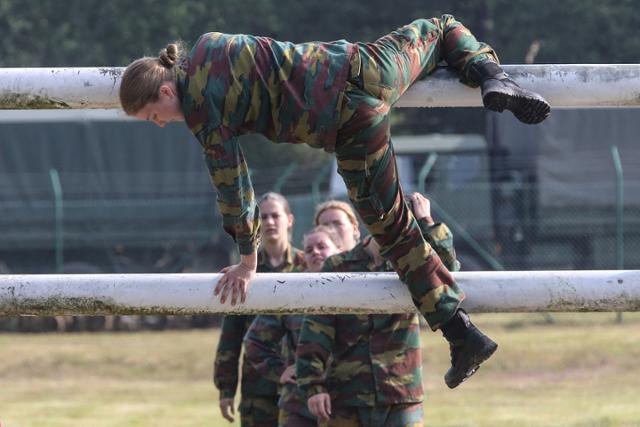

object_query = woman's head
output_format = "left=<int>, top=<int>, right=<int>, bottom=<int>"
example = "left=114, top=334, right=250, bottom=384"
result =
left=258, top=192, right=294, bottom=244
left=302, top=225, right=343, bottom=272
left=120, top=43, right=185, bottom=127
left=314, top=200, right=360, bottom=251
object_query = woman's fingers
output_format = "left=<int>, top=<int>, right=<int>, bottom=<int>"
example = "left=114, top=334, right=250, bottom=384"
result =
left=308, top=394, right=331, bottom=422
left=215, top=263, right=255, bottom=305
left=322, top=396, right=332, bottom=420
left=230, top=280, right=240, bottom=306
left=214, top=278, right=224, bottom=296
left=308, top=401, right=317, bottom=417
left=240, top=281, right=248, bottom=304
left=317, top=403, right=329, bottom=421
left=219, top=278, right=232, bottom=304
left=219, top=398, right=235, bottom=422
left=214, top=268, right=231, bottom=296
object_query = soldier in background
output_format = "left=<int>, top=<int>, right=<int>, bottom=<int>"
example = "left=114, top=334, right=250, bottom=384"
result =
left=244, top=225, right=343, bottom=427
left=296, top=193, right=460, bottom=426
left=214, top=193, right=305, bottom=426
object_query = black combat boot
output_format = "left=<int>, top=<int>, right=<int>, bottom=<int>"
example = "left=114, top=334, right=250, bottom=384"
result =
left=441, top=309, right=498, bottom=389
left=469, top=60, right=551, bottom=125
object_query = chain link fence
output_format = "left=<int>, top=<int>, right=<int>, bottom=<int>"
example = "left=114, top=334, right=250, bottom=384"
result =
left=2, top=109, right=639, bottom=330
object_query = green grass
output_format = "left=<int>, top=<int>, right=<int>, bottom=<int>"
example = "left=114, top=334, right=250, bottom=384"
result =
left=1, top=313, right=640, bottom=426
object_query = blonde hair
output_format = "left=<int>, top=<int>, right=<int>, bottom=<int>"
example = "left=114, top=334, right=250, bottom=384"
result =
left=119, top=43, right=185, bottom=115
left=314, top=200, right=358, bottom=227
left=314, top=199, right=360, bottom=241
left=302, top=225, right=344, bottom=251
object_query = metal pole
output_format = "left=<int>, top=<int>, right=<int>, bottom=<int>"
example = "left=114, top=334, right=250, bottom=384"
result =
left=611, top=145, right=624, bottom=323
left=430, top=199, right=505, bottom=271
left=417, top=153, right=438, bottom=193
left=417, top=155, right=505, bottom=271
left=2, top=65, right=640, bottom=109
left=1, top=270, right=639, bottom=316
left=397, top=64, right=640, bottom=108
left=611, top=146, right=624, bottom=270
left=49, top=168, right=64, bottom=273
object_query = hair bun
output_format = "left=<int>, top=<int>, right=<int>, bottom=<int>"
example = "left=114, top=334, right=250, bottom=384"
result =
left=158, top=43, right=179, bottom=68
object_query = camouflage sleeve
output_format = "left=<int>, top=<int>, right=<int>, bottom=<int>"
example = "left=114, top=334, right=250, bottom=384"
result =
left=243, top=315, right=287, bottom=384
left=295, top=314, right=335, bottom=398
left=320, top=253, right=341, bottom=273
left=213, top=315, right=248, bottom=399
left=200, top=130, right=260, bottom=255
left=417, top=219, right=461, bottom=272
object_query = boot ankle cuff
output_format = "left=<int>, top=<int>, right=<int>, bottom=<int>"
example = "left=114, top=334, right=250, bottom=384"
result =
left=469, top=60, right=509, bottom=84
left=441, top=309, right=471, bottom=341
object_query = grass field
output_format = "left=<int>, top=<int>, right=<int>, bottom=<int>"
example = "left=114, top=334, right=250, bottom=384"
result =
left=1, top=313, right=640, bottom=427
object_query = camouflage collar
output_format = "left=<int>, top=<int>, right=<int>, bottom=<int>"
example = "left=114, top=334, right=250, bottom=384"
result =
left=257, top=243, right=296, bottom=271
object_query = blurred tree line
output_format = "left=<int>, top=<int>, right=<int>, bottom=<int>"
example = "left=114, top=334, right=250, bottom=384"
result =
left=1, top=0, right=639, bottom=136
left=2, top=0, right=639, bottom=67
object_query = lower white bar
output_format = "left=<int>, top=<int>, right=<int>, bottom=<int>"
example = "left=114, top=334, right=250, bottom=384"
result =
left=0, top=270, right=638, bottom=315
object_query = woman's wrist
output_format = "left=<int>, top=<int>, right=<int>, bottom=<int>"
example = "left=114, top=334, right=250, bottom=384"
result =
left=240, top=252, right=258, bottom=270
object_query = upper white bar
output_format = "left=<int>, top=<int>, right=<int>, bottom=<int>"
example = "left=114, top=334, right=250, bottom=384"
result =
left=1, top=65, right=639, bottom=110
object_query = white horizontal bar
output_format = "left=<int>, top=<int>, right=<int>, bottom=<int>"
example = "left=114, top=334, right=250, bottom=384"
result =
left=0, top=67, right=124, bottom=109
left=1, top=271, right=638, bottom=316
left=396, top=64, right=640, bottom=108
left=1, top=65, right=639, bottom=110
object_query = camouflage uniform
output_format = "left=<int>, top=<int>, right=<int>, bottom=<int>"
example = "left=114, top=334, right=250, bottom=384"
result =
left=244, top=313, right=318, bottom=427
left=214, top=245, right=305, bottom=427
left=329, top=404, right=423, bottom=427
left=295, top=220, right=460, bottom=427
left=178, top=15, right=495, bottom=329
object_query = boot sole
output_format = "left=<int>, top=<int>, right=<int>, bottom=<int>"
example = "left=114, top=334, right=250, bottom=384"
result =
left=483, top=90, right=551, bottom=125
left=445, top=340, right=498, bottom=389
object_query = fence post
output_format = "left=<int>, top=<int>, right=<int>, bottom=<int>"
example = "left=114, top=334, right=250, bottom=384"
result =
left=49, top=168, right=64, bottom=273
left=611, top=145, right=624, bottom=323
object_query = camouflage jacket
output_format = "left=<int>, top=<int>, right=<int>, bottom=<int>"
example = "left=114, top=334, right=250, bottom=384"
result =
left=176, top=17, right=486, bottom=257
left=213, top=244, right=305, bottom=399
left=177, top=33, right=354, bottom=255
left=295, top=220, right=459, bottom=407
left=244, top=314, right=311, bottom=417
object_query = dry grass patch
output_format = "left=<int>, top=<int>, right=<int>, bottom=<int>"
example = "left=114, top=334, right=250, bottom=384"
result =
left=1, top=313, right=640, bottom=426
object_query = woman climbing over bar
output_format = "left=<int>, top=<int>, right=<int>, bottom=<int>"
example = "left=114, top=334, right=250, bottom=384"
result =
left=119, top=15, right=550, bottom=387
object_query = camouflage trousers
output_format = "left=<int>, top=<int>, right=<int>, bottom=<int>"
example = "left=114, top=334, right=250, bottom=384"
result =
left=327, top=403, right=423, bottom=427
left=240, top=396, right=280, bottom=427
left=278, top=409, right=328, bottom=427
left=334, top=17, right=497, bottom=330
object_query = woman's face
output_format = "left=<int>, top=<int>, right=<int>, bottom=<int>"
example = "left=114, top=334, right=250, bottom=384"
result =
left=303, top=231, right=339, bottom=272
left=133, top=83, right=184, bottom=127
left=316, top=208, right=359, bottom=251
left=260, top=199, right=293, bottom=244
